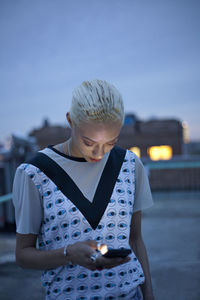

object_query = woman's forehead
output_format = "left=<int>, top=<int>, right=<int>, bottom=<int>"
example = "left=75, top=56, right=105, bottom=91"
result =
left=76, top=120, right=122, bottom=141
left=78, top=119, right=121, bottom=128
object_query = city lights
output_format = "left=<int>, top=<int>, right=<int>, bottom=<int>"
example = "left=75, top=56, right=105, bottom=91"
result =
left=148, top=145, right=173, bottom=161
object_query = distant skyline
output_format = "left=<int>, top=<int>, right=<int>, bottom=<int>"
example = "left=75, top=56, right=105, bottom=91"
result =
left=1, top=0, right=200, bottom=143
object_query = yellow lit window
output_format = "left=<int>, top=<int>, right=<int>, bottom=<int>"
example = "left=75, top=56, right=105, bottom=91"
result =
left=129, top=147, right=141, bottom=158
left=182, top=121, right=190, bottom=144
left=148, top=145, right=172, bottom=161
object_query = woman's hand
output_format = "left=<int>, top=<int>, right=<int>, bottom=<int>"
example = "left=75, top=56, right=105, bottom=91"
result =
left=67, top=240, right=99, bottom=271
left=95, top=254, right=131, bottom=270
left=67, top=240, right=131, bottom=271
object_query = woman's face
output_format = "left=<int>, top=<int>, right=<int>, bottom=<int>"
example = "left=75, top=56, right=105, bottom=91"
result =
left=70, top=119, right=122, bottom=163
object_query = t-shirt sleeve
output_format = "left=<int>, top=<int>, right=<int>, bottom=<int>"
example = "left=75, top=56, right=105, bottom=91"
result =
left=133, top=154, right=154, bottom=212
left=12, top=166, right=43, bottom=234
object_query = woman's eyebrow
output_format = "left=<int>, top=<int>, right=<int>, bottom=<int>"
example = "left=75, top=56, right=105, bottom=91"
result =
left=82, top=136, right=118, bottom=143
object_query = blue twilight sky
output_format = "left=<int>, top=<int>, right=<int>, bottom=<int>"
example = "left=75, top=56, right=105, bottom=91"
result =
left=0, top=0, right=200, bottom=143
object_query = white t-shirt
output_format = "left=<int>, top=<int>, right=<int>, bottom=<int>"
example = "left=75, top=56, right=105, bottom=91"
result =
left=12, top=146, right=153, bottom=234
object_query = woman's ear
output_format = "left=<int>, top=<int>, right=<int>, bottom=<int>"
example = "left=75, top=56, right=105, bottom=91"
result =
left=66, top=112, right=72, bottom=127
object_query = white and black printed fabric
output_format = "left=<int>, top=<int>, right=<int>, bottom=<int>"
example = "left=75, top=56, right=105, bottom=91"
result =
left=21, top=146, right=145, bottom=299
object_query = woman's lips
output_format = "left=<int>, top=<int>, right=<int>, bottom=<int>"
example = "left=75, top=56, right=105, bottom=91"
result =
left=89, top=157, right=101, bottom=162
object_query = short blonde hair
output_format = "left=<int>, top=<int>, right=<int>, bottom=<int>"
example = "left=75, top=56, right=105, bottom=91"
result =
left=69, top=79, right=124, bottom=125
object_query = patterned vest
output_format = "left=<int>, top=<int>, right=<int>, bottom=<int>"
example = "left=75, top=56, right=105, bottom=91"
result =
left=23, top=147, right=145, bottom=299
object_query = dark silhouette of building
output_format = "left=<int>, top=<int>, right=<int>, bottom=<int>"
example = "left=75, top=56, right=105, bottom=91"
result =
left=29, top=115, right=184, bottom=158
left=0, top=116, right=199, bottom=231
left=118, top=114, right=183, bottom=158
left=29, top=119, right=71, bottom=150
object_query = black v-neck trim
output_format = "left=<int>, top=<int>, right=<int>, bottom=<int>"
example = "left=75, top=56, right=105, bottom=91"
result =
left=26, top=146, right=126, bottom=230
left=47, top=145, right=87, bottom=162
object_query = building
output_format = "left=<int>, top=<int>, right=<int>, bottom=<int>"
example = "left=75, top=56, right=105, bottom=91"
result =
left=0, top=115, right=199, bottom=231
left=29, top=119, right=71, bottom=150
left=185, top=141, right=200, bottom=156
left=29, top=114, right=184, bottom=161
left=118, top=114, right=184, bottom=160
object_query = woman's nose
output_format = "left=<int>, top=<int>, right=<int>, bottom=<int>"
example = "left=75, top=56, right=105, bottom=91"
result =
left=92, top=146, right=105, bottom=159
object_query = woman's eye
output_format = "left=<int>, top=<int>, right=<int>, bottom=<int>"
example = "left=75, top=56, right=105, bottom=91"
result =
left=108, top=139, right=118, bottom=146
left=83, top=140, right=117, bottom=147
left=83, top=141, right=93, bottom=147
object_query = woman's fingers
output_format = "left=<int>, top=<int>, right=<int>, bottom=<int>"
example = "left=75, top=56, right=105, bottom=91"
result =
left=67, top=241, right=100, bottom=270
left=96, top=255, right=131, bottom=269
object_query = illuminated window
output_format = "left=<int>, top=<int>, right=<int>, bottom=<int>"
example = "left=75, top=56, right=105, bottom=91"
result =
left=182, top=121, right=190, bottom=144
left=129, top=147, right=141, bottom=158
left=148, top=145, right=172, bottom=161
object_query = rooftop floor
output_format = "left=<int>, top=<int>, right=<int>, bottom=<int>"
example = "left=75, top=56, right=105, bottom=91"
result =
left=0, top=190, right=200, bottom=300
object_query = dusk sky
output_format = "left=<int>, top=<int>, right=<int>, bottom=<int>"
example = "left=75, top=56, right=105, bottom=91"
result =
left=1, top=0, right=200, bottom=143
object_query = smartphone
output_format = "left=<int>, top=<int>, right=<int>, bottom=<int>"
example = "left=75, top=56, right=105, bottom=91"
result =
left=103, top=248, right=131, bottom=258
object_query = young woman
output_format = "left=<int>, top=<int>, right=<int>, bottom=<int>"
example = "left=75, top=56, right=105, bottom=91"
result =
left=13, top=80, right=154, bottom=300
